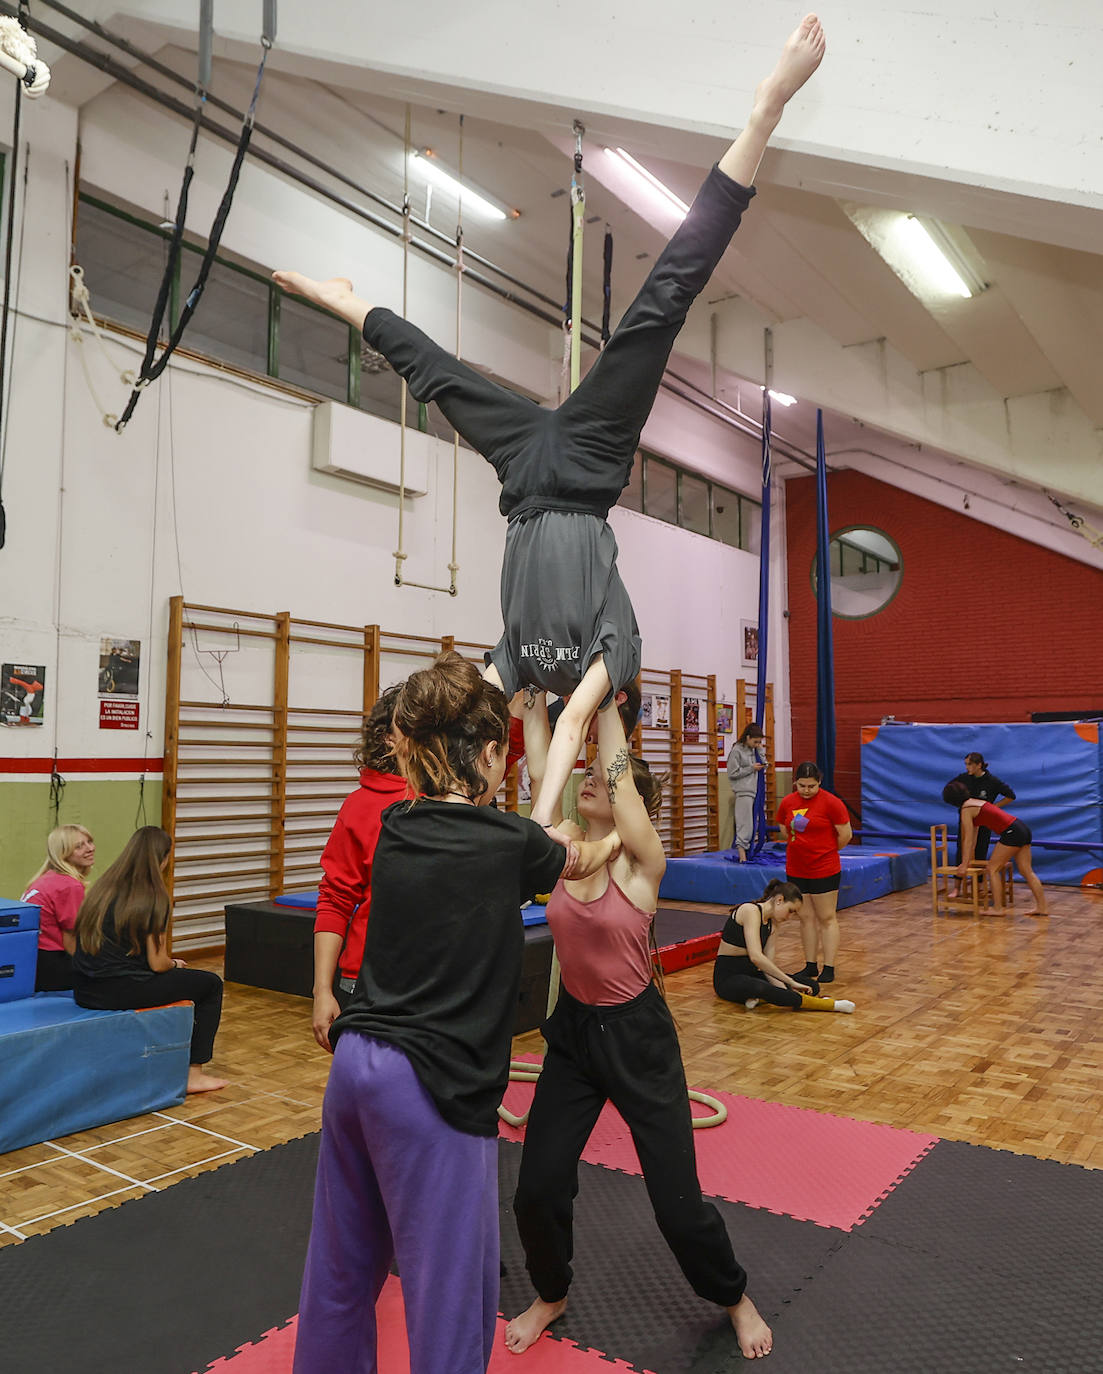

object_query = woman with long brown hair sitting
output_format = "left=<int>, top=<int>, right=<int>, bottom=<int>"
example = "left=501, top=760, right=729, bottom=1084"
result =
left=73, top=826, right=227, bottom=1094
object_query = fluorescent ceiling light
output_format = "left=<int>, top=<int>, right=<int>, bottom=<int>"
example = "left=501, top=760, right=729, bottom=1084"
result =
left=900, top=215, right=985, bottom=298
left=409, top=149, right=517, bottom=222
left=603, top=147, right=688, bottom=218
left=761, top=387, right=797, bottom=407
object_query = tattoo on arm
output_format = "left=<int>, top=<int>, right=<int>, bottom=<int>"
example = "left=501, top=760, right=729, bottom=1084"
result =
left=606, top=748, right=629, bottom=804
left=522, top=686, right=540, bottom=709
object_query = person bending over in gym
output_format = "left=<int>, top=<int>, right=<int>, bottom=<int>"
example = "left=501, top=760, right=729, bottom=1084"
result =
left=714, top=879, right=855, bottom=1013
left=272, top=14, right=826, bottom=859
left=506, top=692, right=773, bottom=1361
left=292, top=653, right=618, bottom=1374
left=945, top=780, right=1048, bottom=917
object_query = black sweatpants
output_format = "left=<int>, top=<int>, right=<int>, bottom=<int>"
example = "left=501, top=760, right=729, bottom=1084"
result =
left=74, top=967, right=224, bottom=1064
left=713, top=957, right=801, bottom=1010
left=513, top=983, right=747, bottom=1308
left=362, top=168, right=756, bottom=697
left=35, top=948, right=74, bottom=992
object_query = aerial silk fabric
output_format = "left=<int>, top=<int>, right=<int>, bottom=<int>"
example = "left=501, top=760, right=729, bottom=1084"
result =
left=815, top=409, right=837, bottom=793
left=750, top=392, right=772, bottom=857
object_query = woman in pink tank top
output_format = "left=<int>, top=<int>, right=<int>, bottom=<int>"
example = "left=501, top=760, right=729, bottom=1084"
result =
left=504, top=693, right=773, bottom=1362
left=945, top=780, right=1048, bottom=915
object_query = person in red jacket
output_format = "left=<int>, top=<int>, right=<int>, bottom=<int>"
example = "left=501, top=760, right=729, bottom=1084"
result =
left=946, top=781, right=1048, bottom=916
left=776, top=761, right=852, bottom=986
left=312, top=686, right=412, bottom=1050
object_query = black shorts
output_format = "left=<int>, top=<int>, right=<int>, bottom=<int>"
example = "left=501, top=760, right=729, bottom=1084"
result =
left=786, top=871, right=841, bottom=895
left=998, top=819, right=1032, bottom=848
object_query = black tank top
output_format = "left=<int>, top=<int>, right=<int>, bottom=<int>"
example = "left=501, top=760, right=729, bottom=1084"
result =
left=719, top=903, right=772, bottom=973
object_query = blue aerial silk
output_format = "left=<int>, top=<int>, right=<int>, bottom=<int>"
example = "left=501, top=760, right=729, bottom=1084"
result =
left=749, top=392, right=772, bottom=857
left=814, top=409, right=837, bottom=793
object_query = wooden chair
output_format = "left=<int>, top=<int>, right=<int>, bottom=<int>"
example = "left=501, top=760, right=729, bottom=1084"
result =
left=930, top=825, right=1015, bottom=917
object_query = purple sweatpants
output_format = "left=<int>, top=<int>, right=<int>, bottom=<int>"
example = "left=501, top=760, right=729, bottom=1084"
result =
left=293, top=1033, right=500, bottom=1374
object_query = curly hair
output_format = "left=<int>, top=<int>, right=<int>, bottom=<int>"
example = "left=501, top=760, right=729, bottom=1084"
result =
left=353, top=684, right=402, bottom=773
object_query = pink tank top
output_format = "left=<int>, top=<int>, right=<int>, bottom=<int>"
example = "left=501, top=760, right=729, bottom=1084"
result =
left=546, top=874, right=655, bottom=1006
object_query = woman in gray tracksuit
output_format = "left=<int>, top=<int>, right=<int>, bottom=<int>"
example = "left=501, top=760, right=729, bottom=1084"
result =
left=726, top=723, right=766, bottom=860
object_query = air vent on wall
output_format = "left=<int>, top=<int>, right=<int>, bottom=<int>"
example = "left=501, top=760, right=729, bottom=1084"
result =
left=311, top=401, right=435, bottom=496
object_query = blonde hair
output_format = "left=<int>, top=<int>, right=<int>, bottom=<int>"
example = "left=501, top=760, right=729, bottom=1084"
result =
left=27, top=825, right=94, bottom=887
left=76, top=826, right=171, bottom=958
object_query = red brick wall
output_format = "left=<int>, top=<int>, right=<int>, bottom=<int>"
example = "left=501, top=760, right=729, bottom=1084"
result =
left=785, top=471, right=1103, bottom=812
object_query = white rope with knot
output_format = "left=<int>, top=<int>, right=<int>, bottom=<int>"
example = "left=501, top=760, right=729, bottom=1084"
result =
left=0, top=17, right=50, bottom=98
left=68, top=264, right=140, bottom=429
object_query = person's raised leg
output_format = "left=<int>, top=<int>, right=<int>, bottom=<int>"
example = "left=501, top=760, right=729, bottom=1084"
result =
left=559, top=15, right=825, bottom=457
left=1014, top=846, right=1049, bottom=916
left=272, top=272, right=540, bottom=472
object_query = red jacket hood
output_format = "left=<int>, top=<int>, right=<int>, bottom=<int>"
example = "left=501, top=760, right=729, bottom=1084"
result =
left=358, top=766, right=412, bottom=799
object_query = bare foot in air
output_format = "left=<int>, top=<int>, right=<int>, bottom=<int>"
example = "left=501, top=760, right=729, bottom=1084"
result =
left=186, top=1066, right=228, bottom=1094
left=728, top=1294, right=773, bottom=1359
left=755, top=14, right=826, bottom=122
left=271, top=272, right=372, bottom=329
left=504, top=1297, right=568, bottom=1355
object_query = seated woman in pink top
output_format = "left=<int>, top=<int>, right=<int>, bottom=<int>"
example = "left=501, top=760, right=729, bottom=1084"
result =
left=945, top=780, right=1048, bottom=916
left=505, top=694, right=772, bottom=1362
left=21, top=824, right=96, bottom=990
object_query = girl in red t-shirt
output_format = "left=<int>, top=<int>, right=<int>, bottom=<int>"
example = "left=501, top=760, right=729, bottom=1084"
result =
left=945, top=781, right=1048, bottom=916
left=775, top=762, right=852, bottom=985
left=21, top=824, right=96, bottom=991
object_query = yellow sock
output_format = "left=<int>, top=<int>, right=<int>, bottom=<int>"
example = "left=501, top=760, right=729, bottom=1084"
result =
left=799, top=993, right=836, bottom=1011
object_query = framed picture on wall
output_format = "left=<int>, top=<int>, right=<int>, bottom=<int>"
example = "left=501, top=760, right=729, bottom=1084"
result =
left=639, top=694, right=654, bottom=728
left=683, top=696, right=700, bottom=743
left=653, top=694, right=670, bottom=728
left=741, top=621, right=759, bottom=670
left=716, top=702, right=734, bottom=734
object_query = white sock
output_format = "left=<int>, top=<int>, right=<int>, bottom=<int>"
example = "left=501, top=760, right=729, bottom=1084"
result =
left=744, top=998, right=760, bottom=1010
left=833, top=999, right=856, bottom=1014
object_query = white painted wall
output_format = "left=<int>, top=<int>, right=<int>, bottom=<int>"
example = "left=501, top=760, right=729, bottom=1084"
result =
left=1, top=83, right=783, bottom=776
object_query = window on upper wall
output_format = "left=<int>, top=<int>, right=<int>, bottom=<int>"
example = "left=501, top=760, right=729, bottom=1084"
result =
left=811, top=525, right=903, bottom=618
left=620, top=448, right=761, bottom=552
left=73, top=191, right=363, bottom=408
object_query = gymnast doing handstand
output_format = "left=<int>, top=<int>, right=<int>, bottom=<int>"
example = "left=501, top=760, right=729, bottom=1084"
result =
left=274, top=14, right=827, bottom=855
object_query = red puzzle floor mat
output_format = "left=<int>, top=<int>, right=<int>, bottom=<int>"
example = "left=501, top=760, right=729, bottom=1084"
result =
left=501, top=1067, right=937, bottom=1232
left=200, top=1276, right=649, bottom=1373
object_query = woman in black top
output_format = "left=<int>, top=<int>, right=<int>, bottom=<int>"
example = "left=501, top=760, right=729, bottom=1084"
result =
left=293, top=653, right=618, bottom=1374
left=714, top=879, right=855, bottom=1013
left=73, top=826, right=226, bottom=1093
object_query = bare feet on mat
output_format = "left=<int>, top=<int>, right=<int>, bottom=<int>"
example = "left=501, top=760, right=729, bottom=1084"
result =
left=728, top=1294, right=773, bottom=1359
left=737, top=846, right=747, bottom=863
left=187, top=1067, right=228, bottom=1094
left=755, top=14, right=826, bottom=122
left=504, top=1297, right=568, bottom=1354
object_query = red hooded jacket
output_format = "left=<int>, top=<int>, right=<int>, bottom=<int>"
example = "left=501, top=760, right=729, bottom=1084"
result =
left=315, top=767, right=413, bottom=980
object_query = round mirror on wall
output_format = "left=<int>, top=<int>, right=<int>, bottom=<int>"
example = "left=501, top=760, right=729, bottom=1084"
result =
left=810, top=526, right=903, bottom=619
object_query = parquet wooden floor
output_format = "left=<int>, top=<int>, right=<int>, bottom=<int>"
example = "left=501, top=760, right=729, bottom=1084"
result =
left=2, top=883, right=1100, bottom=1248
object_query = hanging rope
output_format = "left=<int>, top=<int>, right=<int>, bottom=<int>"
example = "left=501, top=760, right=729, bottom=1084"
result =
left=568, top=120, right=585, bottom=391
left=392, top=108, right=462, bottom=596
left=114, top=21, right=274, bottom=433
left=814, top=409, right=837, bottom=791
left=749, top=390, right=773, bottom=858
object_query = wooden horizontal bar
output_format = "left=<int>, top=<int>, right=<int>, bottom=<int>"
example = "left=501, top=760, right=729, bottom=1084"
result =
left=176, top=795, right=278, bottom=805
left=283, top=862, right=323, bottom=876
left=184, top=620, right=277, bottom=640
left=285, top=740, right=357, bottom=750
left=174, top=850, right=271, bottom=867
left=183, top=601, right=276, bottom=622
left=179, top=720, right=275, bottom=732
left=181, top=700, right=273, bottom=713
left=175, top=812, right=275, bottom=825
left=286, top=706, right=360, bottom=718
left=286, top=724, right=361, bottom=735
left=289, top=614, right=368, bottom=633
left=381, top=631, right=447, bottom=646
left=178, top=739, right=277, bottom=750
left=174, top=883, right=268, bottom=904
left=287, top=633, right=365, bottom=650
left=175, top=830, right=278, bottom=843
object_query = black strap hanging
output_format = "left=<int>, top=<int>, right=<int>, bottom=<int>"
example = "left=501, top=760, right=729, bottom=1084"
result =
left=115, top=30, right=272, bottom=432
left=601, top=227, right=613, bottom=347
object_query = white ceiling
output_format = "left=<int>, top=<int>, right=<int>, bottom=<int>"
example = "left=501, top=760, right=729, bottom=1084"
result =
left=41, top=6, right=1103, bottom=539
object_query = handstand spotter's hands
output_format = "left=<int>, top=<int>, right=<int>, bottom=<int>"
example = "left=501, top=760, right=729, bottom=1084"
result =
left=271, top=271, right=374, bottom=332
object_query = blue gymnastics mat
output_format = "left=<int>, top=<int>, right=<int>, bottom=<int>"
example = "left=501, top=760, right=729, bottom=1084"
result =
left=657, top=843, right=923, bottom=908
left=862, top=721, right=1103, bottom=886
left=0, top=993, right=192, bottom=1154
